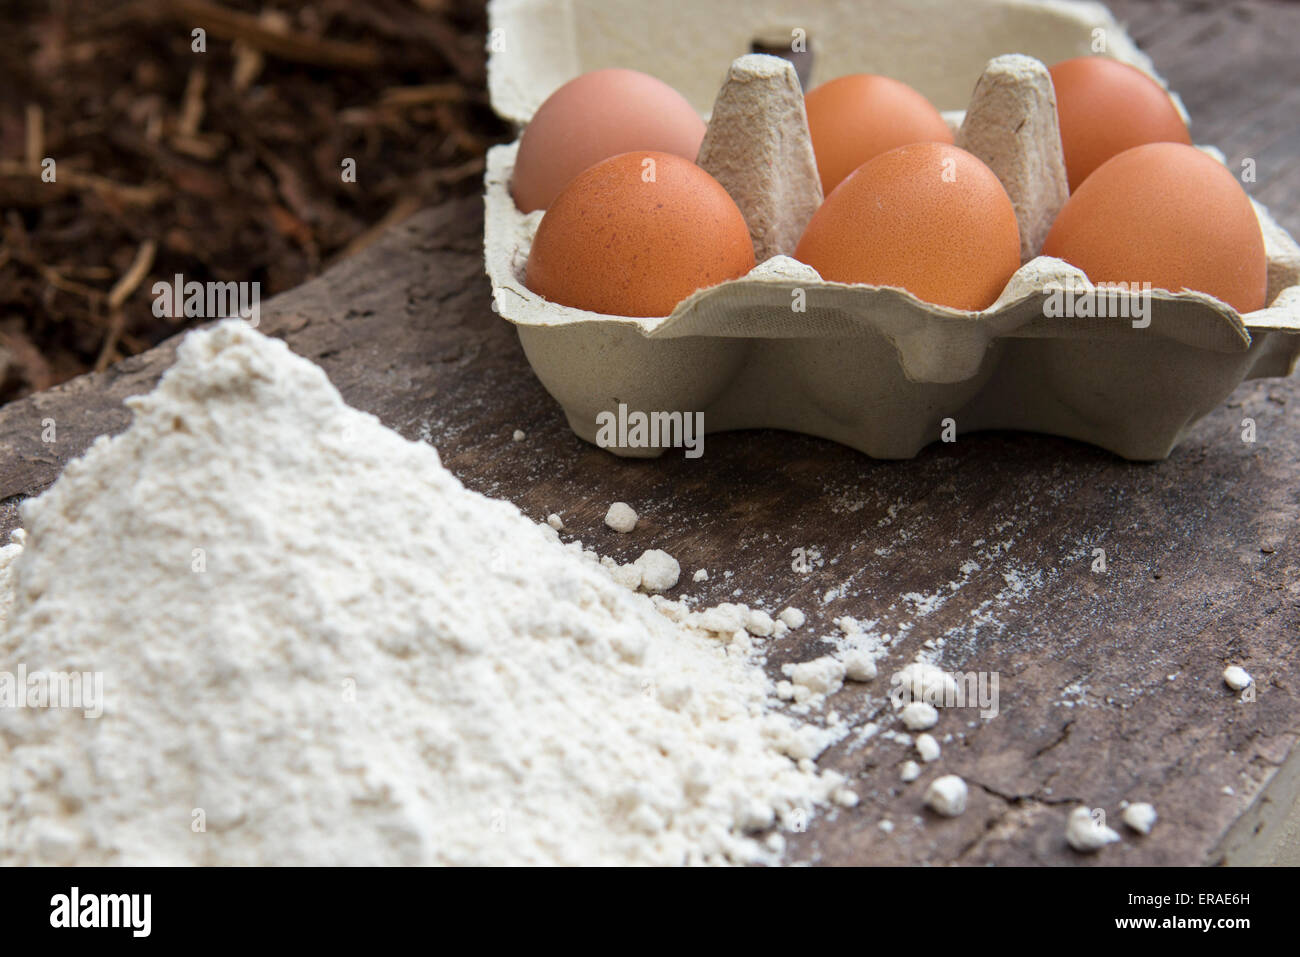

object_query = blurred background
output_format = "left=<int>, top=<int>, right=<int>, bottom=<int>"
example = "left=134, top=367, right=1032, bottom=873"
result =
left=0, top=0, right=506, bottom=402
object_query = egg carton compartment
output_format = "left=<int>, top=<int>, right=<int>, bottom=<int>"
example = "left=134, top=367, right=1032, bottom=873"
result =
left=483, top=0, right=1300, bottom=460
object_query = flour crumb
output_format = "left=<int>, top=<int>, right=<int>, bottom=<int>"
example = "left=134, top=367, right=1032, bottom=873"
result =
left=924, top=775, right=968, bottom=817
left=915, top=733, right=941, bottom=763
left=546, top=513, right=564, bottom=530
left=745, top=609, right=775, bottom=637
left=604, top=501, right=638, bottom=532
left=901, top=701, right=939, bottom=731
left=841, top=649, right=877, bottom=682
left=632, top=549, right=680, bottom=593
left=602, top=556, right=643, bottom=591
left=512, top=429, right=525, bottom=441
left=1121, top=802, right=1157, bottom=835
left=781, top=655, right=846, bottom=705
left=689, top=602, right=747, bottom=634
left=894, top=662, right=958, bottom=706
left=878, top=820, right=895, bottom=833
left=693, top=568, right=708, bottom=582
left=833, top=787, right=859, bottom=808
left=1066, top=807, right=1121, bottom=852
left=1223, top=665, right=1252, bottom=691
left=778, top=607, right=805, bottom=629
left=900, top=761, right=921, bottom=783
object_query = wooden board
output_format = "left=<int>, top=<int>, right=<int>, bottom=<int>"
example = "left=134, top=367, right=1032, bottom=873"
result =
left=1, top=0, right=1297, bottom=865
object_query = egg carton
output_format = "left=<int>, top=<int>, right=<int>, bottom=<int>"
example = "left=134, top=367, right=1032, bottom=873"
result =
left=483, top=0, right=1300, bottom=459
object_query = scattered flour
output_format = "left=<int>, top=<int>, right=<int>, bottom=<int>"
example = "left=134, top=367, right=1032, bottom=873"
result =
left=604, top=502, right=638, bottom=533
left=1065, top=807, right=1121, bottom=852
left=687, top=602, right=749, bottom=635
left=0, top=321, right=845, bottom=866
left=597, top=548, right=681, bottom=594
left=1122, top=802, right=1157, bottom=835
left=781, top=655, right=846, bottom=706
left=900, top=701, right=939, bottom=731
left=924, top=775, right=968, bottom=817
left=778, top=607, right=805, bottom=629
left=1223, top=665, right=1252, bottom=691
left=841, top=649, right=877, bottom=682
left=631, top=549, right=680, bottom=593
left=894, top=662, right=959, bottom=706
left=915, top=733, right=941, bottom=763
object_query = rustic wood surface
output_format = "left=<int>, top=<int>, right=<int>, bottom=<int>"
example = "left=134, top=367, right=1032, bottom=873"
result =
left=1, top=0, right=1297, bottom=864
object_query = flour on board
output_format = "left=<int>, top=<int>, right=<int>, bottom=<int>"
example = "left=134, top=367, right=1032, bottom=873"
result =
left=0, top=321, right=846, bottom=867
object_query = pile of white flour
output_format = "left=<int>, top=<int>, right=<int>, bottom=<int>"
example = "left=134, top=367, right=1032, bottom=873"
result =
left=0, top=321, right=842, bottom=866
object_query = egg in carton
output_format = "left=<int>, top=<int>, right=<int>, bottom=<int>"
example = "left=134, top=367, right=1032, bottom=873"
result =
left=483, top=0, right=1300, bottom=460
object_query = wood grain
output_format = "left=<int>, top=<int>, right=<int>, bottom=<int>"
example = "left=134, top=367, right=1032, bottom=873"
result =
left=0, top=0, right=1296, bottom=864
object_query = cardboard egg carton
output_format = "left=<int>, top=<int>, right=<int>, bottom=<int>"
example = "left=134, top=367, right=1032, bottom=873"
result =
left=483, top=0, right=1300, bottom=459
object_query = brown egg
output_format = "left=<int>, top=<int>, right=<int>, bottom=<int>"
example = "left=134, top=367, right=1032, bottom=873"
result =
left=1042, top=142, right=1267, bottom=314
left=804, top=74, right=954, bottom=195
left=525, top=152, right=755, bottom=318
left=1049, top=57, right=1191, bottom=192
left=511, top=69, right=706, bottom=213
left=794, top=143, right=1021, bottom=311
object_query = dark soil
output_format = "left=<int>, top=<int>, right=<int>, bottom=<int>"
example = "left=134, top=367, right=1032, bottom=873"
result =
left=0, top=0, right=507, bottom=401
